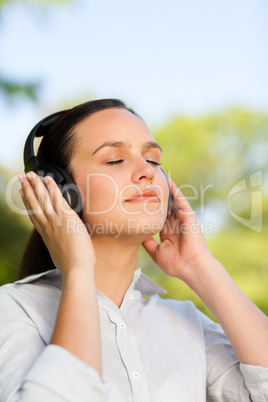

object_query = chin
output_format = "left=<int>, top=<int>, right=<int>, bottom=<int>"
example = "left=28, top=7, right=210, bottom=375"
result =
left=122, top=215, right=165, bottom=238
left=82, top=209, right=166, bottom=241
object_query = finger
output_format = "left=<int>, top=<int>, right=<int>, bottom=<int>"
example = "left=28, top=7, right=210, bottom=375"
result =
left=26, top=171, right=56, bottom=217
left=170, top=196, right=179, bottom=214
left=19, top=174, right=47, bottom=221
left=44, top=175, right=73, bottom=217
left=142, top=236, right=159, bottom=260
left=161, top=211, right=179, bottom=236
left=168, top=179, right=194, bottom=215
left=19, top=185, right=46, bottom=232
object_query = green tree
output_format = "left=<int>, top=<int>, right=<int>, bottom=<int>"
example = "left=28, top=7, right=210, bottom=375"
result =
left=0, top=167, right=31, bottom=285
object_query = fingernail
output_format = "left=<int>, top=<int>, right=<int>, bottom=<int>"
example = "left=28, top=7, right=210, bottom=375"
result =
left=44, top=176, right=51, bottom=184
left=19, top=189, right=24, bottom=197
left=27, top=172, right=32, bottom=180
left=18, top=175, right=24, bottom=183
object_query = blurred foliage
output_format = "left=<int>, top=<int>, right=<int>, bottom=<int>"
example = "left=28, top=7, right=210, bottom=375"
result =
left=0, top=200, right=31, bottom=284
left=0, top=0, right=72, bottom=103
left=0, top=0, right=73, bottom=9
left=1, top=107, right=268, bottom=321
left=0, top=76, right=39, bottom=102
left=0, top=167, right=31, bottom=285
left=153, top=108, right=268, bottom=203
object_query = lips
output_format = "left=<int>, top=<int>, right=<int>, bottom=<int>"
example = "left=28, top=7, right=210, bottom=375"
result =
left=125, top=189, right=160, bottom=203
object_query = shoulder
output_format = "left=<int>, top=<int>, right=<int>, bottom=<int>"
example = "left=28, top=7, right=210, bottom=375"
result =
left=141, top=294, right=200, bottom=330
left=143, top=294, right=224, bottom=337
left=0, top=270, right=62, bottom=343
left=0, top=269, right=62, bottom=303
left=146, top=293, right=200, bottom=319
left=134, top=270, right=218, bottom=332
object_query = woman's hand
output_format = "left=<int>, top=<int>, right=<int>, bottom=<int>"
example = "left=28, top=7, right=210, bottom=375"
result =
left=144, top=179, right=268, bottom=368
left=19, top=171, right=103, bottom=373
left=19, top=171, right=96, bottom=275
left=142, top=178, right=212, bottom=285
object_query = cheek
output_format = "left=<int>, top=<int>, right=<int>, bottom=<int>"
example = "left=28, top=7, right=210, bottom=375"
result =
left=156, top=175, right=169, bottom=214
left=163, top=176, right=170, bottom=212
left=82, top=174, right=119, bottom=214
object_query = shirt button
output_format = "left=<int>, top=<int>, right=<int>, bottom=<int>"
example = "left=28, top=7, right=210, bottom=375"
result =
left=133, top=372, right=140, bottom=381
left=129, top=294, right=135, bottom=301
left=119, top=322, right=126, bottom=332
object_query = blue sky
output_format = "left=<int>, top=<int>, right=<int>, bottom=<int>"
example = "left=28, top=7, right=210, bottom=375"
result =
left=0, top=0, right=267, bottom=169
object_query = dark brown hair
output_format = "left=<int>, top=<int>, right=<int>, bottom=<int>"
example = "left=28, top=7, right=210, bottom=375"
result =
left=18, top=99, right=138, bottom=280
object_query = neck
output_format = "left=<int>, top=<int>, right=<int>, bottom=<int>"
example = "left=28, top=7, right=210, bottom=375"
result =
left=91, top=235, right=141, bottom=307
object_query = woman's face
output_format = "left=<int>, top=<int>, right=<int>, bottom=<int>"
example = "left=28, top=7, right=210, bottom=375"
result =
left=70, top=108, right=169, bottom=241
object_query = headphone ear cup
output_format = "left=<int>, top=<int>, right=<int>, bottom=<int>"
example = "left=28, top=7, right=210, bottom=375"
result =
left=33, top=164, right=83, bottom=218
left=160, top=167, right=171, bottom=216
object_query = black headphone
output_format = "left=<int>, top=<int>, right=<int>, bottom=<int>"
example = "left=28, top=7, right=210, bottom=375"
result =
left=24, top=110, right=83, bottom=217
left=24, top=111, right=170, bottom=219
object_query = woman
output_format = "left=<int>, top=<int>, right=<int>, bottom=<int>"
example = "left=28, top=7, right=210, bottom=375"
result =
left=0, top=99, right=267, bottom=401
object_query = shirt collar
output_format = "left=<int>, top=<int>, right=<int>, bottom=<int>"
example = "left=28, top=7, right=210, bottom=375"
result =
left=14, top=269, right=61, bottom=284
left=133, top=267, right=167, bottom=296
left=15, top=267, right=167, bottom=296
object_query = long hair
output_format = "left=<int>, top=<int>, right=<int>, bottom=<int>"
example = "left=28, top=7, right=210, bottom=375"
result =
left=18, top=99, right=138, bottom=280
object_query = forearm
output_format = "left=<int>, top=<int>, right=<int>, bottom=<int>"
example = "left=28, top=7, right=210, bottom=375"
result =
left=186, top=254, right=268, bottom=367
left=50, top=268, right=102, bottom=376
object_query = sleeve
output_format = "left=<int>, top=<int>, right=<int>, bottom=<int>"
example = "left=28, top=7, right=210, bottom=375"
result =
left=198, top=310, right=268, bottom=402
left=0, top=289, right=109, bottom=402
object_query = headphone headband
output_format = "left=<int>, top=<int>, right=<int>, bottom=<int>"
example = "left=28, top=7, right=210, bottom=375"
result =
left=23, top=109, right=83, bottom=217
left=24, top=110, right=67, bottom=172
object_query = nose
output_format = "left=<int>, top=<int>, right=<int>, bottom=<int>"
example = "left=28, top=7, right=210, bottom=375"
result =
left=131, top=157, right=155, bottom=184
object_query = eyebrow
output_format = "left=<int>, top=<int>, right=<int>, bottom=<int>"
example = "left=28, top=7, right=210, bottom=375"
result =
left=91, top=140, right=162, bottom=155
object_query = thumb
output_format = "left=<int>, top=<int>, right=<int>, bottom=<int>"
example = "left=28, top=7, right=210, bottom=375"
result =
left=142, top=236, right=160, bottom=260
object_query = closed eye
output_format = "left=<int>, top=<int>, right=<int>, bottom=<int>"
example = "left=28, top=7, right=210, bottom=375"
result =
left=106, top=160, right=124, bottom=165
left=147, top=160, right=161, bottom=166
left=106, top=160, right=161, bottom=166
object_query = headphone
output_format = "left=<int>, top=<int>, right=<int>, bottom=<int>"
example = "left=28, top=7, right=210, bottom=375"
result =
left=24, top=110, right=171, bottom=219
left=24, top=110, right=83, bottom=217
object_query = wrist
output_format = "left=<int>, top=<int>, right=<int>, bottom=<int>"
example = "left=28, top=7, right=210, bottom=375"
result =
left=181, top=251, right=224, bottom=292
left=62, top=265, right=96, bottom=288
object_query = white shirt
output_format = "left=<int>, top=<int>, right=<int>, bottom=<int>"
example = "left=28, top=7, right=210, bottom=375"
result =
left=0, top=268, right=267, bottom=402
